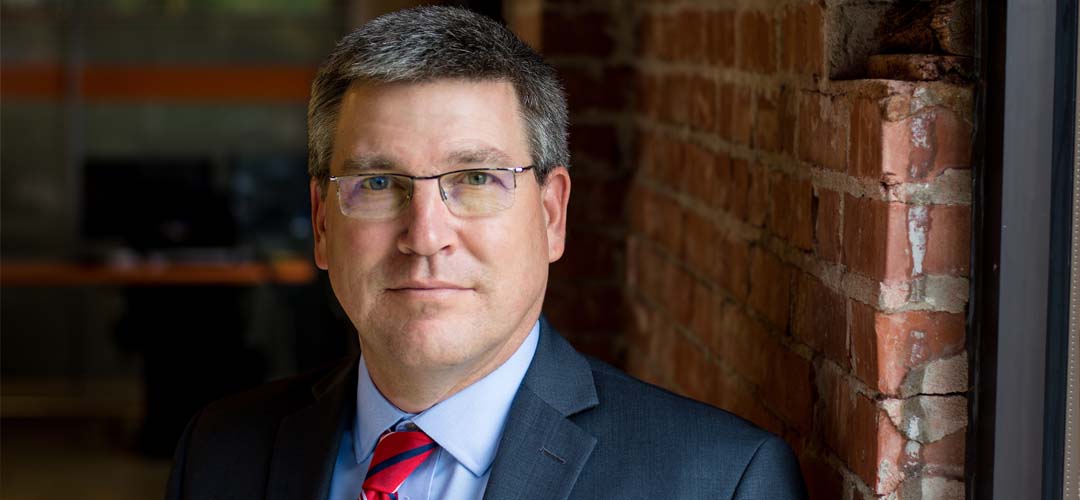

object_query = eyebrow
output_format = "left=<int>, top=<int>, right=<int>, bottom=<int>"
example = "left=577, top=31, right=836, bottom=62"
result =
left=339, top=154, right=399, bottom=174
left=337, top=146, right=518, bottom=175
left=445, top=146, right=516, bottom=167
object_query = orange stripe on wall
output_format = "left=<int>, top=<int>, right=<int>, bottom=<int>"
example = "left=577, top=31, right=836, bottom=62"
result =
left=1, top=64, right=316, bottom=102
left=1, top=65, right=66, bottom=99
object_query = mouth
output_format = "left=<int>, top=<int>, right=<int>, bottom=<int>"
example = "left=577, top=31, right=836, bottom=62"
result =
left=386, top=280, right=473, bottom=296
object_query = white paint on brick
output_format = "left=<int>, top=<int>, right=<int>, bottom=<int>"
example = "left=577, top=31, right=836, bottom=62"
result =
left=907, top=415, right=921, bottom=439
left=910, top=113, right=932, bottom=150
left=908, top=205, right=929, bottom=276
left=905, top=440, right=921, bottom=458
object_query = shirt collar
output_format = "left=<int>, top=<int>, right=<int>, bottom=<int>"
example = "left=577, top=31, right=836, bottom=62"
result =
left=354, top=321, right=540, bottom=476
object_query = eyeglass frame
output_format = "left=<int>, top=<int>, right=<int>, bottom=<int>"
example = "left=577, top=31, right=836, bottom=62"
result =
left=327, top=165, right=537, bottom=219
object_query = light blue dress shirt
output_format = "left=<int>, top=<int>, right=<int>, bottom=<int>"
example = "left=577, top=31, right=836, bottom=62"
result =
left=327, top=322, right=540, bottom=500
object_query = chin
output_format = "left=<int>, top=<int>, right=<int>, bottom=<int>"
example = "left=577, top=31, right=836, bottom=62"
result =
left=367, top=313, right=481, bottom=365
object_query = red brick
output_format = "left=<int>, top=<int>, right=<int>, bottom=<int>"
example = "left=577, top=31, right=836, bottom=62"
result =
left=753, top=88, right=781, bottom=152
left=793, top=272, right=849, bottom=369
left=689, top=75, right=717, bottom=132
left=850, top=98, right=885, bottom=180
left=682, top=142, right=715, bottom=201
left=706, top=10, right=737, bottom=67
left=747, top=162, right=770, bottom=227
left=633, top=243, right=666, bottom=306
left=715, top=306, right=771, bottom=387
left=641, top=189, right=685, bottom=257
left=778, top=86, right=797, bottom=156
left=797, top=92, right=848, bottom=171
left=646, top=322, right=678, bottom=387
left=727, top=158, right=750, bottom=221
left=710, top=151, right=732, bottom=212
left=542, top=11, right=615, bottom=57
left=732, top=85, right=754, bottom=145
left=888, top=108, right=973, bottom=182
left=672, top=334, right=717, bottom=402
left=684, top=211, right=716, bottom=278
left=924, top=204, right=971, bottom=276
left=713, top=369, right=785, bottom=436
left=868, top=105, right=974, bottom=184
left=842, top=194, right=911, bottom=281
left=748, top=247, right=792, bottom=329
left=814, top=187, right=842, bottom=262
left=715, top=81, right=735, bottom=140
left=661, top=73, right=692, bottom=126
left=661, top=261, right=695, bottom=328
left=820, top=366, right=906, bottom=492
left=767, top=171, right=814, bottom=250
left=719, top=237, right=750, bottom=301
left=689, top=281, right=718, bottom=338
left=736, top=10, right=776, bottom=73
left=780, top=3, right=825, bottom=75
left=850, top=303, right=967, bottom=394
left=676, top=9, right=706, bottom=63
left=760, top=344, right=813, bottom=433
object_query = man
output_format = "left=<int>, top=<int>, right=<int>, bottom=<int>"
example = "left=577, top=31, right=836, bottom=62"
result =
left=167, top=6, right=806, bottom=500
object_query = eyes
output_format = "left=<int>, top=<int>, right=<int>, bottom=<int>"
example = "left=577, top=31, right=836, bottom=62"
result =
left=464, top=172, right=492, bottom=186
left=330, top=166, right=532, bottom=219
left=353, top=170, right=507, bottom=191
left=361, top=176, right=392, bottom=191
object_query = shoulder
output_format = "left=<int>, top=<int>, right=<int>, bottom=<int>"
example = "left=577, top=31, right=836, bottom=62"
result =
left=194, top=360, right=342, bottom=433
left=180, top=357, right=353, bottom=463
left=582, top=356, right=772, bottom=446
left=572, top=357, right=806, bottom=498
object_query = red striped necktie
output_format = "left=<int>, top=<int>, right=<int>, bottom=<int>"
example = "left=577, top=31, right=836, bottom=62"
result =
left=361, top=430, right=437, bottom=500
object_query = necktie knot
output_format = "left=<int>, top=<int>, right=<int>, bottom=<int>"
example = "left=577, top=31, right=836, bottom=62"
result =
left=362, top=430, right=437, bottom=500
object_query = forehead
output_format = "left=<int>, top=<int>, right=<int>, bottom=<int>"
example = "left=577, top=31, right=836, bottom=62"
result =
left=331, top=79, right=529, bottom=174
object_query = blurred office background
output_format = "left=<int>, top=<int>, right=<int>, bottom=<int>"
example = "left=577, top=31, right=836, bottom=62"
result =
left=0, top=1, right=487, bottom=498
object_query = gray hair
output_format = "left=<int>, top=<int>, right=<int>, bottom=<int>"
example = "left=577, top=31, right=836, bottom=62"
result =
left=307, top=6, right=569, bottom=192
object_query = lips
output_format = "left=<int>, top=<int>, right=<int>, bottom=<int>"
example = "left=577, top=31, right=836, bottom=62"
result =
left=388, top=280, right=471, bottom=291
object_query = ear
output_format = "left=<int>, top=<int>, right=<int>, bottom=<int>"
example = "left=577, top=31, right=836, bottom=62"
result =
left=540, top=166, right=571, bottom=263
left=310, top=179, right=330, bottom=270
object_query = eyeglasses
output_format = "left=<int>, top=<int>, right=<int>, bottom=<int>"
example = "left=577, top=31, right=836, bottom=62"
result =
left=328, top=166, right=535, bottom=220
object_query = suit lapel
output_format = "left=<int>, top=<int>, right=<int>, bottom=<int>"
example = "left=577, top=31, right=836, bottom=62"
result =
left=266, top=357, right=358, bottom=500
left=483, top=319, right=599, bottom=500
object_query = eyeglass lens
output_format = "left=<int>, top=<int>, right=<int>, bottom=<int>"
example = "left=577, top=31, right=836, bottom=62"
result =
left=336, top=169, right=519, bottom=219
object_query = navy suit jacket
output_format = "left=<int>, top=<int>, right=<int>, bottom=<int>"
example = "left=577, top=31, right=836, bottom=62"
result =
left=167, top=319, right=807, bottom=499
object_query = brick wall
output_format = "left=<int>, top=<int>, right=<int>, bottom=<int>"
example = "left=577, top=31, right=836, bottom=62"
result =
left=511, top=1, right=973, bottom=498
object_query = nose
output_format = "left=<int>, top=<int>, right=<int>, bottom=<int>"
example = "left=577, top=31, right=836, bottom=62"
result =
left=396, top=178, right=457, bottom=256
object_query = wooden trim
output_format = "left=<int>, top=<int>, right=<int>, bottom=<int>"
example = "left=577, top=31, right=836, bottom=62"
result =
left=1, top=64, right=316, bottom=102
left=0, top=259, right=317, bottom=286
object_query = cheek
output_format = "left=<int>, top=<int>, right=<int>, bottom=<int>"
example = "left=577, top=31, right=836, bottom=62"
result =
left=467, top=204, right=549, bottom=281
left=325, top=218, right=395, bottom=292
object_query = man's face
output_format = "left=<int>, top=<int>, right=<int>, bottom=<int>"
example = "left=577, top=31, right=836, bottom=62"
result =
left=311, top=79, right=569, bottom=379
